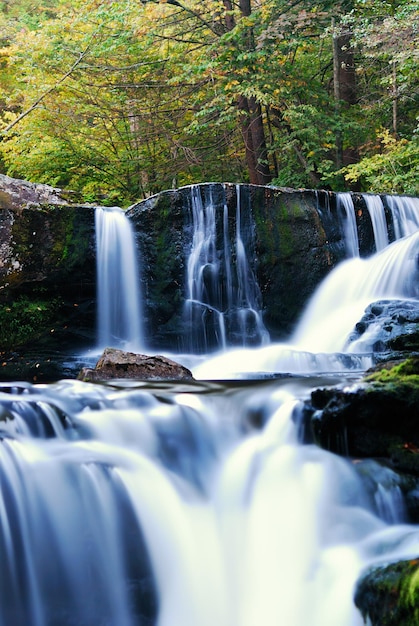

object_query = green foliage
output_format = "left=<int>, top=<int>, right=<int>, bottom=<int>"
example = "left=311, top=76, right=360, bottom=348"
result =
left=341, top=130, right=419, bottom=194
left=0, top=0, right=418, bottom=195
left=0, top=296, right=62, bottom=350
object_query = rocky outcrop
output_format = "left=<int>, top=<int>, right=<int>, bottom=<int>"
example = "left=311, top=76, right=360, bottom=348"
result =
left=0, top=175, right=96, bottom=295
left=303, top=357, right=419, bottom=473
left=0, top=175, right=97, bottom=379
left=347, top=299, right=419, bottom=353
left=78, top=347, right=194, bottom=381
left=0, top=173, right=72, bottom=209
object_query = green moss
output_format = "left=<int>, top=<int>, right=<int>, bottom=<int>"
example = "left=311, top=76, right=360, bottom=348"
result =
left=48, top=207, right=87, bottom=268
left=402, top=566, right=419, bottom=621
left=364, top=357, right=419, bottom=385
left=10, top=205, right=93, bottom=277
left=356, top=559, right=419, bottom=626
left=0, top=296, right=62, bottom=350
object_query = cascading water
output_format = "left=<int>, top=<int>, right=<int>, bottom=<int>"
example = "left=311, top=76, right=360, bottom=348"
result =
left=336, top=192, right=419, bottom=258
left=2, top=377, right=419, bottom=626
left=337, top=192, right=359, bottom=258
left=2, top=190, right=419, bottom=626
left=184, top=185, right=269, bottom=352
left=95, top=207, right=143, bottom=350
left=386, top=194, right=419, bottom=239
left=362, top=194, right=389, bottom=251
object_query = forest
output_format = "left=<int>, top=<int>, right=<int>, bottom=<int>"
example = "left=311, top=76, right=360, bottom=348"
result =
left=0, top=0, right=418, bottom=206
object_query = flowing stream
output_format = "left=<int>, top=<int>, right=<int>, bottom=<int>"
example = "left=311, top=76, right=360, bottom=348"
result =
left=2, top=195, right=419, bottom=625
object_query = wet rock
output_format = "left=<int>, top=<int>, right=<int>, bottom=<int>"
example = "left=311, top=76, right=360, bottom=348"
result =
left=303, top=358, right=419, bottom=472
left=347, top=299, right=419, bottom=353
left=0, top=174, right=96, bottom=362
left=78, top=347, right=194, bottom=381
left=355, top=559, right=419, bottom=626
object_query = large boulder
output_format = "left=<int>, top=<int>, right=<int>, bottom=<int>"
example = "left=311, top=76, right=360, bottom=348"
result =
left=347, top=299, right=419, bottom=353
left=78, top=348, right=194, bottom=381
left=0, top=173, right=73, bottom=209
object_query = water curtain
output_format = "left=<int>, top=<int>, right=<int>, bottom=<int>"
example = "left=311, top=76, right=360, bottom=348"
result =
left=95, top=207, right=143, bottom=349
left=184, top=185, right=269, bottom=352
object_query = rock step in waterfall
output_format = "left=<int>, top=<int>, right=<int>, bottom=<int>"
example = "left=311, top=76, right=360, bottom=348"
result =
left=1, top=175, right=417, bottom=369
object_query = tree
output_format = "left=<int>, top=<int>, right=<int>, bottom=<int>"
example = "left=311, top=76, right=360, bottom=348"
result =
left=339, top=0, right=419, bottom=191
left=0, top=0, right=417, bottom=197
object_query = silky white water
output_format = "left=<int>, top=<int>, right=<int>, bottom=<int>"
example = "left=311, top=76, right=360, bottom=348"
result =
left=1, top=377, right=419, bottom=626
left=337, top=192, right=359, bottom=257
left=363, top=194, right=389, bottom=251
left=194, top=229, right=419, bottom=379
left=184, top=185, right=268, bottom=352
left=95, top=207, right=143, bottom=350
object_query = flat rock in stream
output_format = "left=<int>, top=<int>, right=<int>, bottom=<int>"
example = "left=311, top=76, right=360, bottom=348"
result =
left=78, top=347, right=194, bottom=381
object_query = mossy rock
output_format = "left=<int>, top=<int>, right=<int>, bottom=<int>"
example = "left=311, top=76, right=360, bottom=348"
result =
left=304, top=358, right=419, bottom=474
left=355, top=559, right=419, bottom=626
left=127, top=183, right=343, bottom=348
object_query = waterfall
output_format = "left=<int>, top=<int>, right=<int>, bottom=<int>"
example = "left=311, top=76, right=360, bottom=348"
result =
left=337, top=192, right=359, bottom=258
left=184, top=185, right=269, bottom=352
left=2, top=379, right=419, bottom=626
left=386, top=194, right=419, bottom=239
left=3, top=187, right=419, bottom=626
left=362, top=194, right=389, bottom=251
left=193, top=228, right=419, bottom=378
left=291, top=230, right=419, bottom=353
left=95, top=207, right=143, bottom=350
left=335, top=193, right=419, bottom=259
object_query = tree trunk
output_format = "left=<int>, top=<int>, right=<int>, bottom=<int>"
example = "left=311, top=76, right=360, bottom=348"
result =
left=233, top=0, right=271, bottom=184
left=333, top=26, right=358, bottom=169
left=392, top=60, right=398, bottom=137
left=239, top=0, right=251, bottom=17
left=248, top=97, right=271, bottom=185
left=238, top=96, right=259, bottom=184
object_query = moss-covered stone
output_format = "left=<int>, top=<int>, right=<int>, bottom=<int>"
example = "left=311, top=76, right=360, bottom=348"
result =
left=355, top=559, right=419, bottom=626
left=127, top=188, right=188, bottom=350
left=0, top=204, right=96, bottom=293
left=0, top=175, right=97, bottom=361
left=365, top=357, right=419, bottom=383
left=305, top=358, right=419, bottom=471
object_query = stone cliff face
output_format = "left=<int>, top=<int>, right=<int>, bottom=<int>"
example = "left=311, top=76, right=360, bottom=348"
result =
left=0, top=174, right=97, bottom=375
